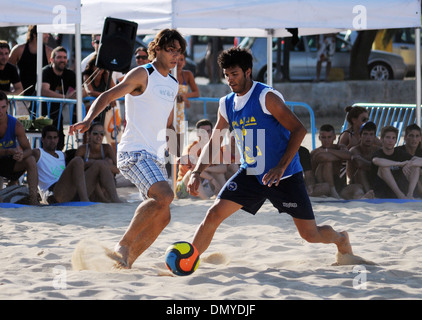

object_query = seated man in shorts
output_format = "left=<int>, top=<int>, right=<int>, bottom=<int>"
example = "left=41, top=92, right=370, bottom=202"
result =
left=0, top=91, right=38, bottom=204
left=371, top=126, right=422, bottom=199
left=34, top=125, right=120, bottom=203
left=347, top=121, right=380, bottom=194
left=310, top=124, right=351, bottom=198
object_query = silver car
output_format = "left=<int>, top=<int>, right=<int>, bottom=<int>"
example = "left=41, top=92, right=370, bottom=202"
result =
left=392, top=28, right=420, bottom=77
left=239, top=35, right=407, bottom=82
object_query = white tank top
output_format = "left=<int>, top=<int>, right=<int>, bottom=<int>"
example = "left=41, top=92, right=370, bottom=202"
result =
left=118, top=63, right=178, bottom=160
left=36, top=148, right=66, bottom=192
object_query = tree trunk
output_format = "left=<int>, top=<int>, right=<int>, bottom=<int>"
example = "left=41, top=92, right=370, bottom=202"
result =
left=349, top=30, right=378, bottom=80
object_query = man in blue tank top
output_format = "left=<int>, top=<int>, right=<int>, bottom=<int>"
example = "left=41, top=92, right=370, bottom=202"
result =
left=187, top=47, right=354, bottom=261
left=0, top=91, right=39, bottom=204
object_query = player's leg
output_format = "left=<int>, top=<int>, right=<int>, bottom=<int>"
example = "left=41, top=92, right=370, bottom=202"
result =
left=192, top=168, right=263, bottom=255
left=293, top=218, right=353, bottom=255
left=377, top=166, right=406, bottom=199
left=403, top=165, right=419, bottom=198
left=270, top=172, right=353, bottom=255
left=13, top=154, right=39, bottom=205
left=54, top=156, right=89, bottom=202
left=192, top=198, right=242, bottom=255
left=316, top=161, right=340, bottom=198
left=84, top=160, right=122, bottom=203
left=115, top=180, right=174, bottom=268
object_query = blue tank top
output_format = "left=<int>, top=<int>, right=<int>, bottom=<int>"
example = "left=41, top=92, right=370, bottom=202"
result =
left=0, top=115, right=17, bottom=149
left=225, top=82, right=302, bottom=184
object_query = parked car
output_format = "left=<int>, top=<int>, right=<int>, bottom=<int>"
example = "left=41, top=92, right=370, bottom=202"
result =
left=185, top=36, right=238, bottom=77
left=392, top=28, right=421, bottom=77
left=344, top=28, right=420, bottom=77
left=239, top=34, right=407, bottom=82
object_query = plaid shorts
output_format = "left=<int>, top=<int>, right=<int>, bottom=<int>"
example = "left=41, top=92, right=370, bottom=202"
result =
left=117, top=150, right=168, bottom=200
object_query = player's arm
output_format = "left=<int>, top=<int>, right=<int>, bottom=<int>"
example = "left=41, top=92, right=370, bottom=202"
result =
left=187, top=111, right=229, bottom=196
left=8, top=44, right=23, bottom=65
left=11, top=81, right=23, bottom=96
left=327, top=144, right=351, bottom=160
left=262, top=92, right=307, bottom=186
left=372, top=157, right=408, bottom=167
left=15, top=120, right=32, bottom=160
left=350, top=147, right=371, bottom=168
left=69, top=67, right=147, bottom=135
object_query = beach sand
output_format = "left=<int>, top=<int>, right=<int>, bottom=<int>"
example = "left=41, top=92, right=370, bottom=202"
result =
left=1, top=135, right=421, bottom=300
left=1, top=188, right=421, bottom=300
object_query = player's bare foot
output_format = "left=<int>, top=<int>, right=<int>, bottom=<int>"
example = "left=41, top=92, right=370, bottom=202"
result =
left=361, top=190, right=375, bottom=199
left=106, top=244, right=130, bottom=269
left=337, top=231, right=353, bottom=255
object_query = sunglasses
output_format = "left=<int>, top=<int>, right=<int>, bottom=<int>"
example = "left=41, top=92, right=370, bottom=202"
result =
left=92, top=131, right=105, bottom=136
left=93, top=40, right=100, bottom=44
left=135, top=55, right=148, bottom=60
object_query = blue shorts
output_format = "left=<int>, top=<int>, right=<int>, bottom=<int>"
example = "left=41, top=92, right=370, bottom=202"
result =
left=117, top=150, right=168, bottom=200
left=218, top=168, right=315, bottom=220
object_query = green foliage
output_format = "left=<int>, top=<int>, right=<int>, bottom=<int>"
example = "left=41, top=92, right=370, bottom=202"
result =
left=0, top=26, right=21, bottom=44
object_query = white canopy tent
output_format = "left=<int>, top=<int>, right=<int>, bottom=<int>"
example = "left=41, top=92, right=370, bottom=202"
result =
left=4, top=0, right=419, bottom=125
left=0, top=0, right=83, bottom=123
left=36, top=0, right=422, bottom=125
left=0, top=0, right=80, bottom=27
left=40, top=0, right=419, bottom=36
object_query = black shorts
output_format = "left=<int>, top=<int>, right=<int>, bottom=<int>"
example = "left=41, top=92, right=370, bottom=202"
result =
left=0, top=156, right=25, bottom=180
left=218, top=168, right=315, bottom=220
left=373, top=174, right=410, bottom=198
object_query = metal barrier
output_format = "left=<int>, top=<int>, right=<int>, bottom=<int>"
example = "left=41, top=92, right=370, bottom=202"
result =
left=286, top=101, right=316, bottom=150
left=8, top=95, right=83, bottom=150
left=341, top=103, right=418, bottom=145
left=190, top=97, right=317, bottom=149
left=8, top=95, right=317, bottom=151
left=189, top=97, right=219, bottom=119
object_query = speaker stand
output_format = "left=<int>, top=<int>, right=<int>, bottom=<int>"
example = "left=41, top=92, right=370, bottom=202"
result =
left=99, top=70, right=119, bottom=154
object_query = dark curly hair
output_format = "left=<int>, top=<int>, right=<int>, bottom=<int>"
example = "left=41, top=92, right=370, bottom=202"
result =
left=147, top=29, right=187, bottom=60
left=218, top=47, right=253, bottom=75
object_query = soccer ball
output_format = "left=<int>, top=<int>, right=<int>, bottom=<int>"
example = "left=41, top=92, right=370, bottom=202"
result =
left=165, top=241, right=200, bottom=276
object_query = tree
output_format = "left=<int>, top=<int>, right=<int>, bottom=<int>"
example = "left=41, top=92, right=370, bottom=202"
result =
left=349, top=30, right=378, bottom=80
left=0, top=27, right=21, bottom=44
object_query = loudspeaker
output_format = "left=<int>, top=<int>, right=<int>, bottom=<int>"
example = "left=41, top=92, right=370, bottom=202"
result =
left=96, top=17, right=138, bottom=73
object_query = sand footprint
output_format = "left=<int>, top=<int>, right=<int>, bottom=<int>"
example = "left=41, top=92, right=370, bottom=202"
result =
left=333, top=252, right=377, bottom=266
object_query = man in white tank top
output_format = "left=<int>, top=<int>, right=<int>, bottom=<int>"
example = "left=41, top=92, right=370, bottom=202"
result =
left=69, top=29, right=187, bottom=268
left=34, top=125, right=121, bottom=204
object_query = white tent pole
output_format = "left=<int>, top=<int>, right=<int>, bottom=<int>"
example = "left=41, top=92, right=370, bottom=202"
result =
left=416, top=27, right=421, bottom=127
left=75, top=23, right=83, bottom=146
left=171, top=64, right=177, bottom=191
left=266, top=29, right=273, bottom=87
left=36, top=30, right=43, bottom=97
left=75, top=23, right=83, bottom=123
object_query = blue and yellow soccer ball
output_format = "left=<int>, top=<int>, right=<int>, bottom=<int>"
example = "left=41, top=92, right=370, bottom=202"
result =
left=165, top=241, right=200, bottom=276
